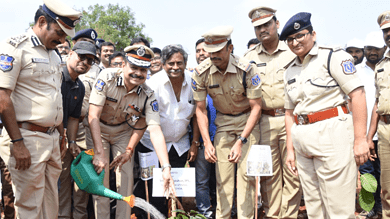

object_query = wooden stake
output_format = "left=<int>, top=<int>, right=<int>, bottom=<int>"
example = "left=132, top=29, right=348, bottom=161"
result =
left=145, top=180, right=150, bottom=219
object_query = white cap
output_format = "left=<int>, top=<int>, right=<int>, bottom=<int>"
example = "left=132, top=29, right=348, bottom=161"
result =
left=345, top=38, right=364, bottom=50
left=364, top=31, right=385, bottom=48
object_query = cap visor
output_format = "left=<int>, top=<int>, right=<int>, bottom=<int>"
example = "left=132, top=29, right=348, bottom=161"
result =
left=203, top=41, right=228, bottom=53
left=57, top=21, right=75, bottom=38
left=252, top=16, right=273, bottom=27
left=76, top=50, right=97, bottom=59
left=126, top=56, right=151, bottom=68
left=381, top=23, right=390, bottom=30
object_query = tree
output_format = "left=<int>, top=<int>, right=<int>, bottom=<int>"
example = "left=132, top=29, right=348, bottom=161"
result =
left=76, top=4, right=152, bottom=50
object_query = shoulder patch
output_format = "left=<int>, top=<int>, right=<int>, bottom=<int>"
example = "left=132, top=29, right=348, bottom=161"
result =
left=7, top=34, right=27, bottom=47
left=140, top=84, right=154, bottom=97
left=94, top=79, right=106, bottom=92
left=191, top=78, right=197, bottom=91
left=150, top=100, right=159, bottom=112
left=251, top=74, right=261, bottom=86
left=195, top=58, right=212, bottom=75
left=341, top=60, right=356, bottom=74
left=0, top=54, right=15, bottom=72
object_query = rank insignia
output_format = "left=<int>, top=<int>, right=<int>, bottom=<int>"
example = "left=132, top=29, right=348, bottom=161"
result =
left=95, top=79, right=106, bottom=92
left=341, top=60, right=356, bottom=74
left=150, top=100, right=159, bottom=112
left=191, top=78, right=197, bottom=91
left=251, top=74, right=261, bottom=86
left=0, top=54, right=14, bottom=72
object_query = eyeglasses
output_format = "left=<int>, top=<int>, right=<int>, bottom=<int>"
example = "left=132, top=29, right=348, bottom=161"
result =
left=77, top=54, right=95, bottom=65
left=151, top=56, right=161, bottom=61
left=57, top=45, right=70, bottom=50
left=285, top=32, right=310, bottom=45
left=111, top=62, right=123, bottom=67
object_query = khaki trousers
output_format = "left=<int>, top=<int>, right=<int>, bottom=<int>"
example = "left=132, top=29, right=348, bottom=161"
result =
left=259, top=115, right=302, bottom=219
left=292, top=114, right=356, bottom=219
left=58, top=149, right=89, bottom=219
left=87, top=123, right=134, bottom=219
left=214, top=112, right=260, bottom=219
left=0, top=128, right=62, bottom=219
left=378, top=120, right=390, bottom=218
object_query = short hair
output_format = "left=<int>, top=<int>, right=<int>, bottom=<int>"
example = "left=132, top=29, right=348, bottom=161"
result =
left=64, top=39, right=71, bottom=48
left=34, top=6, right=56, bottom=27
left=306, top=26, right=314, bottom=34
left=272, top=16, right=277, bottom=22
left=108, top=51, right=125, bottom=66
left=151, top=47, right=161, bottom=55
left=161, top=44, right=188, bottom=64
left=195, top=38, right=205, bottom=48
left=99, top=42, right=115, bottom=52
left=247, top=38, right=260, bottom=49
left=130, top=37, right=150, bottom=48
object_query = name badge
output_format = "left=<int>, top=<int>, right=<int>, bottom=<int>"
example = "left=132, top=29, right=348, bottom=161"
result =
left=257, top=63, right=266, bottom=67
left=208, top=84, right=220, bottom=89
left=288, top=78, right=296, bottom=85
left=32, top=58, right=49, bottom=64
left=377, top=68, right=384, bottom=73
left=106, top=97, right=118, bottom=102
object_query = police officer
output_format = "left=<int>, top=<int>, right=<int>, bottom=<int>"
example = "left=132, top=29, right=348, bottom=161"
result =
left=88, top=45, right=175, bottom=219
left=0, top=0, right=81, bottom=218
left=192, top=26, right=262, bottom=219
left=367, top=10, right=390, bottom=219
left=281, top=13, right=370, bottom=218
left=244, top=7, right=302, bottom=219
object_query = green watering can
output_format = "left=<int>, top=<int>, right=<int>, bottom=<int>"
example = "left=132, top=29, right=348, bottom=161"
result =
left=70, top=149, right=135, bottom=207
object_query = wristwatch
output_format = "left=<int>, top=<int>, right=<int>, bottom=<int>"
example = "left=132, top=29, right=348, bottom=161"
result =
left=238, top=136, right=247, bottom=144
left=192, top=140, right=201, bottom=147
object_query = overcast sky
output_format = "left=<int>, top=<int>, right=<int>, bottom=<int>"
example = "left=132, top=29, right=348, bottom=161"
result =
left=1, top=0, right=388, bottom=67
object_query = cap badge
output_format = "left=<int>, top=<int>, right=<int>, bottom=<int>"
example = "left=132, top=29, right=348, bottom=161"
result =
left=137, top=46, right=146, bottom=57
left=207, top=37, right=213, bottom=43
left=73, top=18, right=81, bottom=27
left=385, top=14, right=390, bottom=21
left=254, top=10, right=262, bottom=19
left=91, top=31, right=96, bottom=40
left=294, top=22, right=300, bottom=30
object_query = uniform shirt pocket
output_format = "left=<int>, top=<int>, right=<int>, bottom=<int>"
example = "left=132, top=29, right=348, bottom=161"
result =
left=207, top=86, right=223, bottom=98
left=303, top=76, right=338, bottom=97
left=230, top=87, right=246, bottom=102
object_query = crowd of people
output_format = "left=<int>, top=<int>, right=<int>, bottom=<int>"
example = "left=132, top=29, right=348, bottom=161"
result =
left=0, top=0, right=390, bottom=219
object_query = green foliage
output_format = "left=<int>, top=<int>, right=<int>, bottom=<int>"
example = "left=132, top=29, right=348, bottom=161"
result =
left=359, top=188, right=375, bottom=212
left=361, top=173, right=377, bottom=193
left=169, top=209, right=207, bottom=219
left=76, top=4, right=152, bottom=50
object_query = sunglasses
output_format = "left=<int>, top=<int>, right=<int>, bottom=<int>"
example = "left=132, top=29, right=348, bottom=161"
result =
left=77, top=54, right=95, bottom=65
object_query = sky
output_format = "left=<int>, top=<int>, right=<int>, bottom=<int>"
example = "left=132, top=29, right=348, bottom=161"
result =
left=0, top=0, right=388, bottom=67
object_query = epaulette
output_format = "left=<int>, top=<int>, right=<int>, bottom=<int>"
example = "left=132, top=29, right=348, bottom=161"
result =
left=319, top=45, right=343, bottom=52
left=140, top=83, right=154, bottom=97
left=376, top=57, right=387, bottom=66
left=243, top=43, right=259, bottom=56
left=194, top=58, right=212, bottom=75
left=232, top=55, right=252, bottom=72
left=7, top=34, right=28, bottom=47
left=105, top=68, right=121, bottom=81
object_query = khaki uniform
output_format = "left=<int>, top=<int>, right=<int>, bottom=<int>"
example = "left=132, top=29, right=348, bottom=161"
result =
left=284, top=43, right=362, bottom=219
left=89, top=68, right=160, bottom=219
left=244, top=42, right=302, bottom=218
left=374, top=51, right=390, bottom=218
left=58, top=64, right=101, bottom=219
left=0, top=29, right=63, bottom=219
left=192, top=54, right=262, bottom=219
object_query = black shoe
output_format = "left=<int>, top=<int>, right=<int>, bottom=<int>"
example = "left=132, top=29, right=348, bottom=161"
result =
left=366, top=209, right=378, bottom=218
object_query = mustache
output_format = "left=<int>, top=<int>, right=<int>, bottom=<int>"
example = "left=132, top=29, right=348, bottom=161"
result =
left=130, top=74, right=145, bottom=79
left=60, top=51, right=67, bottom=55
left=386, top=36, right=390, bottom=41
left=210, top=57, right=222, bottom=61
left=53, top=41, right=61, bottom=45
left=168, top=69, right=182, bottom=73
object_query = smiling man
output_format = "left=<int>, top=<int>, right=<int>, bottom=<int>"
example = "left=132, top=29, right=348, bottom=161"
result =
left=192, top=26, right=262, bottom=219
left=244, top=6, right=302, bottom=219
left=88, top=45, right=176, bottom=219
left=0, top=0, right=81, bottom=218
left=281, top=12, right=370, bottom=218
left=99, top=42, right=115, bottom=69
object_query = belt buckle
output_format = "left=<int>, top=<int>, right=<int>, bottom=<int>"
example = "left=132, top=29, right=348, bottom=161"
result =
left=275, top=108, right=284, bottom=116
left=46, top=126, right=56, bottom=134
left=298, top=115, right=305, bottom=125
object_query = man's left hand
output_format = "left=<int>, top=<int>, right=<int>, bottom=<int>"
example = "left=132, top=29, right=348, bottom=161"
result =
left=354, top=138, right=370, bottom=166
left=187, top=143, right=198, bottom=162
left=228, top=140, right=242, bottom=163
left=109, top=149, right=132, bottom=172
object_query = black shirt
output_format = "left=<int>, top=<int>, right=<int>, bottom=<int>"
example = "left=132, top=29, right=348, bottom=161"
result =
left=61, top=66, right=85, bottom=128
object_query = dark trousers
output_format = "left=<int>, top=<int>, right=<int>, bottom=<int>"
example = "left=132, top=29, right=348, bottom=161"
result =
left=133, top=142, right=188, bottom=218
left=0, top=157, right=15, bottom=219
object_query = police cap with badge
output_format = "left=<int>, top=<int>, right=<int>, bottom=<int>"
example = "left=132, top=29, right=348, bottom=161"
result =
left=41, top=0, right=82, bottom=37
left=202, top=26, right=234, bottom=53
left=96, top=38, right=105, bottom=48
left=72, top=28, right=98, bottom=42
left=378, top=11, right=390, bottom=30
left=123, top=45, right=155, bottom=68
left=280, top=12, right=312, bottom=41
left=248, top=6, right=276, bottom=27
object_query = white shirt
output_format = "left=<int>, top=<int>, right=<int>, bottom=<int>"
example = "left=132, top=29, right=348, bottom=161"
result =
left=140, top=70, right=196, bottom=156
left=355, top=61, right=378, bottom=140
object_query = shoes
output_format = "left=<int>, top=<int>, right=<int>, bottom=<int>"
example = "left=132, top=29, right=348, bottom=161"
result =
left=359, top=209, right=379, bottom=219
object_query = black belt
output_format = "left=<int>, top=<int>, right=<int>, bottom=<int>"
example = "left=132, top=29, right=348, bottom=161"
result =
left=99, top=119, right=126, bottom=126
